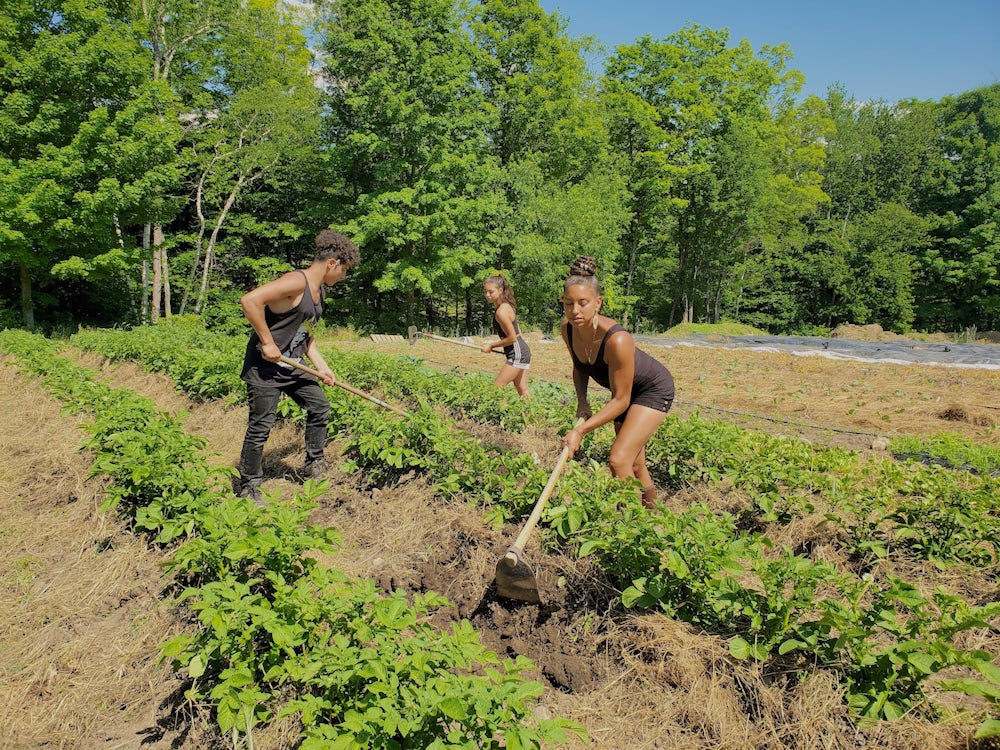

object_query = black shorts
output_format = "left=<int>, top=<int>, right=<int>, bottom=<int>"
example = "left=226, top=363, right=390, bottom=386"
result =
left=614, top=386, right=674, bottom=424
left=503, top=337, right=531, bottom=369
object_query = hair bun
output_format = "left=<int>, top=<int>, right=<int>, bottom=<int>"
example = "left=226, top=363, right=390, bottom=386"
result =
left=569, top=256, right=596, bottom=277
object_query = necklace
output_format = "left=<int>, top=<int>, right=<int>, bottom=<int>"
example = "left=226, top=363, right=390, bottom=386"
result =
left=581, top=316, right=601, bottom=364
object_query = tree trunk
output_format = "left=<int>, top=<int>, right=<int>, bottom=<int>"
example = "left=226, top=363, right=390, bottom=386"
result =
left=141, top=260, right=150, bottom=324
left=157, top=223, right=171, bottom=319
left=19, top=263, right=35, bottom=330
left=464, top=286, right=473, bottom=333
left=195, top=175, right=244, bottom=314
left=151, top=223, right=162, bottom=324
left=181, top=155, right=219, bottom=314
left=142, top=223, right=151, bottom=324
left=425, top=298, right=435, bottom=331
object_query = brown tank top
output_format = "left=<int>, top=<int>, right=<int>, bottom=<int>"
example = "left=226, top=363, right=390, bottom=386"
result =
left=566, top=321, right=674, bottom=397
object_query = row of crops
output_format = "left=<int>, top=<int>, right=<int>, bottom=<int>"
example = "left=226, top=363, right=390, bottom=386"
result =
left=7, top=319, right=1000, bottom=739
left=0, top=328, right=584, bottom=749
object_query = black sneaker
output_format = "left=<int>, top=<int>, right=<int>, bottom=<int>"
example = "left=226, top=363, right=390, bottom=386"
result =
left=303, top=459, right=330, bottom=479
left=237, top=483, right=265, bottom=507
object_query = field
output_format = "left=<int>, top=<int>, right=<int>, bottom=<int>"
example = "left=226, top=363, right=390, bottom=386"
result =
left=1, top=326, right=999, bottom=749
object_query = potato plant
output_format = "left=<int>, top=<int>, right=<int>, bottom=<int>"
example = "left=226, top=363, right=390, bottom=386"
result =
left=54, top=323, right=1000, bottom=729
left=0, top=329, right=584, bottom=749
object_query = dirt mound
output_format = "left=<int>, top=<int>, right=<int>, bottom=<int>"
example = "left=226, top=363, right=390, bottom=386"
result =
left=829, top=323, right=903, bottom=341
left=828, top=323, right=992, bottom=345
left=415, top=542, right=613, bottom=694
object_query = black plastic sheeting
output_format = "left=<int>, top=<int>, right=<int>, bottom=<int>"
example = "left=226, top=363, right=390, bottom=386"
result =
left=634, top=334, right=1000, bottom=370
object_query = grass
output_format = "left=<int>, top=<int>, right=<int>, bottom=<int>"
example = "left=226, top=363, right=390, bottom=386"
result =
left=661, top=321, right=770, bottom=337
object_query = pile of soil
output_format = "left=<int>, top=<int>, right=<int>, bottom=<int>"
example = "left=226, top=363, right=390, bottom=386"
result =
left=829, top=323, right=1000, bottom=345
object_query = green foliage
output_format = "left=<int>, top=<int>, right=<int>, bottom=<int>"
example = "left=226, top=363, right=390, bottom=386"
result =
left=1, top=328, right=582, bottom=747
left=891, top=431, right=1000, bottom=477
left=320, top=0, right=501, bottom=326
left=661, top=321, right=769, bottom=336
left=39, top=303, right=1000, bottom=733
left=280, top=585, right=584, bottom=749
left=71, top=322, right=245, bottom=402
left=0, top=0, right=181, bottom=327
left=914, top=84, right=1000, bottom=331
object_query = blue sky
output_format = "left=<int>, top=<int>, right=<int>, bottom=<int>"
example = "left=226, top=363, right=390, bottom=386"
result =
left=536, top=0, right=1000, bottom=103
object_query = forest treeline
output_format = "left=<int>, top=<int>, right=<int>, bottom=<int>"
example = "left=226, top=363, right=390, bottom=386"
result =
left=2, top=0, right=998, bottom=337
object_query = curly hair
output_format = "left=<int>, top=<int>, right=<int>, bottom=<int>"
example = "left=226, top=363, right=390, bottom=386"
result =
left=564, top=255, right=601, bottom=295
left=484, top=274, right=517, bottom=310
left=314, top=230, right=360, bottom=268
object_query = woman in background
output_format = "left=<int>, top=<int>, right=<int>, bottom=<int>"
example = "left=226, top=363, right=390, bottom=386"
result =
left=482, top=274, right=531, bottom=400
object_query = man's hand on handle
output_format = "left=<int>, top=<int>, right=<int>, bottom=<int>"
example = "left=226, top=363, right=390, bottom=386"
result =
left=260, top=342, right=282, bottom=362
left=316, top=367, right=336, bottom=387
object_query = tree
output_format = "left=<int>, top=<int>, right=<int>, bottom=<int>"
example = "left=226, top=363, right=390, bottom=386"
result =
left=0, top=0, right=178, bottom=328
left=726, top=93, right=831, bottom=331
left=503, top=161, right=629, bottom=332
left=848, top=202, right=930, bottom=330
left=470, top=0, right=623, bottom=328
left=915, top=84, right=1000, bottom=331
left=131, top=0, right=245, bottom=322
left=605, top=25, right=803, bottom=328
left=318, top=0, right=501, bottom=330
left=175, top=0, right=319, bottom=315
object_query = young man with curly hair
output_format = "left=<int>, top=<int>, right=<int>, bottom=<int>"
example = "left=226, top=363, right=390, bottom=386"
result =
left=236, top=229, right=360, bottom=503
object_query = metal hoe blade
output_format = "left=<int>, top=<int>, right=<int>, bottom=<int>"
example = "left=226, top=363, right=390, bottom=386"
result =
left=493, top=417, right=585, bottom=604
left=494, top=547, right=540, bottom=603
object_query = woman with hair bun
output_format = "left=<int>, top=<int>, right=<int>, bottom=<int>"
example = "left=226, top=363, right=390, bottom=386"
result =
left=560, top=256, right=674, bottom=508
left=482, top=273, right=531, bottom=399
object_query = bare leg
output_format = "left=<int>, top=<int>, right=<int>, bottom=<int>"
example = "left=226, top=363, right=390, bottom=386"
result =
left=609, top=406, right=666, bottom=508
left=513, top=367, right=529, bottom=400
left=494, top=364, right=530, bottom=400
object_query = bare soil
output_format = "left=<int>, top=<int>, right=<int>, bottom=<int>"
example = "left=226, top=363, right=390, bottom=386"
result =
left=2, top=332, right=999, bottom=749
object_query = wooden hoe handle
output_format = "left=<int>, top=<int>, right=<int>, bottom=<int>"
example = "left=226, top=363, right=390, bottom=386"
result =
left=278, top=356, right=409, bottom=417
left=507, top=417, right=586, bottom=554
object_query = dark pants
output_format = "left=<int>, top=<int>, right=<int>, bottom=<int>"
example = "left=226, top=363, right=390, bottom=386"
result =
left=238, top=379, right=330, bottom=487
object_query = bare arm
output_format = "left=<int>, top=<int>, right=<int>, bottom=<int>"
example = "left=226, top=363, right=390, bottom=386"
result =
left=560, top=321, right=594, bottom=454
left=240, top=271, right=306, bottom=362
left=305, top=338, right=336, bottom=386
left=563, top=330, right=634, bottom=454
left=484, top=303, right=519, bottom=352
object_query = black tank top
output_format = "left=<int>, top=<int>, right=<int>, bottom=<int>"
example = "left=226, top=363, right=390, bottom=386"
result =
left=566, top=320, right=674, bottom=398
left=492, top=309, right=525, bottom=357
left=241, top=270, right=322, bottom=387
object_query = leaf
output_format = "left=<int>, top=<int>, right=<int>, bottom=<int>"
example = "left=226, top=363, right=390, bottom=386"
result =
left=905, top=652, right=936, bottom=675
left=881, top=700, right=904, bottom=722
left=578, top=538, right=603, bottom=557
left=188, top=653, right=206, bottom=678
left=729, top=637, right=751, bottom=660
left=778, top=639, right=805, bottom=655
left=971, top=658, right=1000, bottom=685
left=974, top=719, right=1000, bottom=738
left=439, top=697, right=469, bottom=722
left=941, top=677, right=1000, bottom=700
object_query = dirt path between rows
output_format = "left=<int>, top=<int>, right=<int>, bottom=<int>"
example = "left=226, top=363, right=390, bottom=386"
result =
left=0, top=358, right=189, bottom=749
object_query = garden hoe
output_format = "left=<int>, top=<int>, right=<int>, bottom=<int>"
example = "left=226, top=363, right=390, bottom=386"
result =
left=495, top=418, right=586, bottom=603
left=407, top=325, right=503, bottom=353
left=278, top=356, right=409, bottom=416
